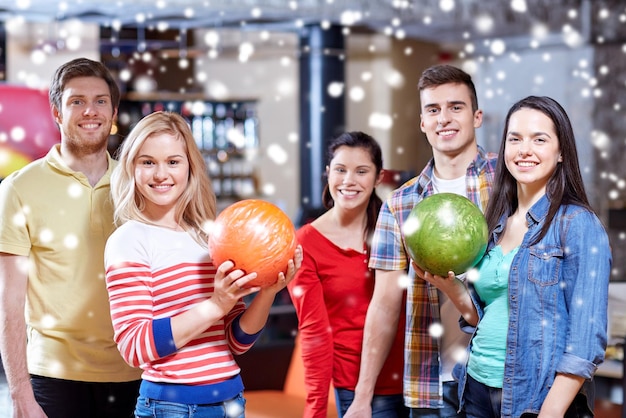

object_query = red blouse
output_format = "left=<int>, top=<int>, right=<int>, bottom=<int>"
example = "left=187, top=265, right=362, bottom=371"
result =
left=288, top=224, right=406, bottom=418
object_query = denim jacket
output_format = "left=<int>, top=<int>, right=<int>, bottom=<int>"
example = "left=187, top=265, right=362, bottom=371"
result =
left=457, top=194, right=612, bottom=418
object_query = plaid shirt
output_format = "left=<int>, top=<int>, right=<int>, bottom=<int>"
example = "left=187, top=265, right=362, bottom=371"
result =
left=369, top=146, right=497, bottom=409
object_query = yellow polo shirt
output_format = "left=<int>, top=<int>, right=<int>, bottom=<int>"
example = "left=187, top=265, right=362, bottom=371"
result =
left=0, top=144, right=141, bottom=382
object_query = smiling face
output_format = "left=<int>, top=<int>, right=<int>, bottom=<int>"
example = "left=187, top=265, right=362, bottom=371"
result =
left=326, top=145, right=383, bottom=212
left=419, top=82, right=483, bottom=158
left=504, top=108, right=562, bottom=195
left=53, top=76, right=116, bottom=155
left=134, top=133, right=190, bottom=220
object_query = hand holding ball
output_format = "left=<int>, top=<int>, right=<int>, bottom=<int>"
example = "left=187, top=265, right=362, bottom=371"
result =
left=402, top=193, right=488, bottom=277
left=208, top=199, right=298, bottom=288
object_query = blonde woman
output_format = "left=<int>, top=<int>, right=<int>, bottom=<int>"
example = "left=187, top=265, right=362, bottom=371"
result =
left=105, top=111, right=302, bottom=418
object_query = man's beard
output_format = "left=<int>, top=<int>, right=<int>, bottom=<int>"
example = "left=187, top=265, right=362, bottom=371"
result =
left=63, top=127, right=111, bottom=157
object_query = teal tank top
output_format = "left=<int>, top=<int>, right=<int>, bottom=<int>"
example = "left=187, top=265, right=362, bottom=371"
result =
left=467, top=245, right=518, bottom=388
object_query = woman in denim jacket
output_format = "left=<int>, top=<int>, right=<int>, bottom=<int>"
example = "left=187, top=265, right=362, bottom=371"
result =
left=417, top=95, right=612, bottom=418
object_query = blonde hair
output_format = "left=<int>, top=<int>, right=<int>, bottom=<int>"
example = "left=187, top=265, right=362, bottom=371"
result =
left=111, top=111, right=216, bottom=245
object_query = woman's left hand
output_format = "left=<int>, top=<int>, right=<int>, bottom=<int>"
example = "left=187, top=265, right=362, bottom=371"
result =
left=413, top=261, right=460, bottom=292
left=412, top=260, right=478, bottom=326
left=260, top=245, right=303, bottom=295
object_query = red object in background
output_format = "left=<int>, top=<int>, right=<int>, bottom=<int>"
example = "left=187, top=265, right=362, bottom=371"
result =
left=208, top=199, right=298, bottom=288
left=0, top=84, right=61, bottom=178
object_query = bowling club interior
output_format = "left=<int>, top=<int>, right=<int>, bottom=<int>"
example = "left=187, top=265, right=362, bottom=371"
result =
left=0, top=1, right=625, bottom=416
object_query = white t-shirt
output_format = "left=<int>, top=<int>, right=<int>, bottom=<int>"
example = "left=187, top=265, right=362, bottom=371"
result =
left=431, top=173, right=471, bottom=381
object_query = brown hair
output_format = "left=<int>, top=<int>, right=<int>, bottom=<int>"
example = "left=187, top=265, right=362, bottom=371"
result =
left=418, top=64, right=479, bottom=112
left=49, top=57, right=120, bottom=112
left=322, top=131, right=383, bottom=241
left=485, top=96, right=592, bottom=244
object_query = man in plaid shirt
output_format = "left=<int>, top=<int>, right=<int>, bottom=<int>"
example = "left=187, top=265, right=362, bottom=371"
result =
left=345, top=64, right=497, bottom=418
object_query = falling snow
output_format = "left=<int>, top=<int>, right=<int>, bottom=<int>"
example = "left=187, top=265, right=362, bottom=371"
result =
left=1, top=0, right=623, bottom=262
left=0, top=8, right=623, bottom=402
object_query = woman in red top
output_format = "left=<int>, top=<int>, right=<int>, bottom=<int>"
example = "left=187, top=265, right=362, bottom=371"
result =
left=288, top=131, right=408, bottom=418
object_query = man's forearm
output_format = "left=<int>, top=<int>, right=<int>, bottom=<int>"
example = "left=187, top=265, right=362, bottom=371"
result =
left=352, top=299, right=401, bottom=402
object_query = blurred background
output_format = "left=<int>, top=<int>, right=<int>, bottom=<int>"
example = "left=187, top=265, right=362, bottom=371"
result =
left=0, top=1, right=624, bottom=413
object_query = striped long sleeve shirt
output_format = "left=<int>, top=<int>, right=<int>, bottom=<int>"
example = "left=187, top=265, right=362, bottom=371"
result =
left=105, top=221, right=258, bottom=402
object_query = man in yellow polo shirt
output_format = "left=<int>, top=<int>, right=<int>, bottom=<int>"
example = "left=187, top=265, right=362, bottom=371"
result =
left=0, top=58, right=142, bottom=417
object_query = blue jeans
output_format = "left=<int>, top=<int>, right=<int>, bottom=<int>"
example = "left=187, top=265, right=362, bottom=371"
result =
left=335, top=388, right=409, bottom=418
left=464, top=374, right=593, bottom=418
left=134, top=393, right=245, bottom=418
left=463, top=374, right=501, bottom=418
left=30, top=374, right=140, bottom=418
left=410, top=381, right=464, bottom=418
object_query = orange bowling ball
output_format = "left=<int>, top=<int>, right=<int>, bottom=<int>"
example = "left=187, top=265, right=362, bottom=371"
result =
left=208, top=199, right=297, bottom=288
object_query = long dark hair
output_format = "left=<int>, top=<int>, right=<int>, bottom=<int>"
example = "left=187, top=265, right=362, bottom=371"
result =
left=321, top=131, right=383, bottom=241
left=485, top=96, right=592, bottom=244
